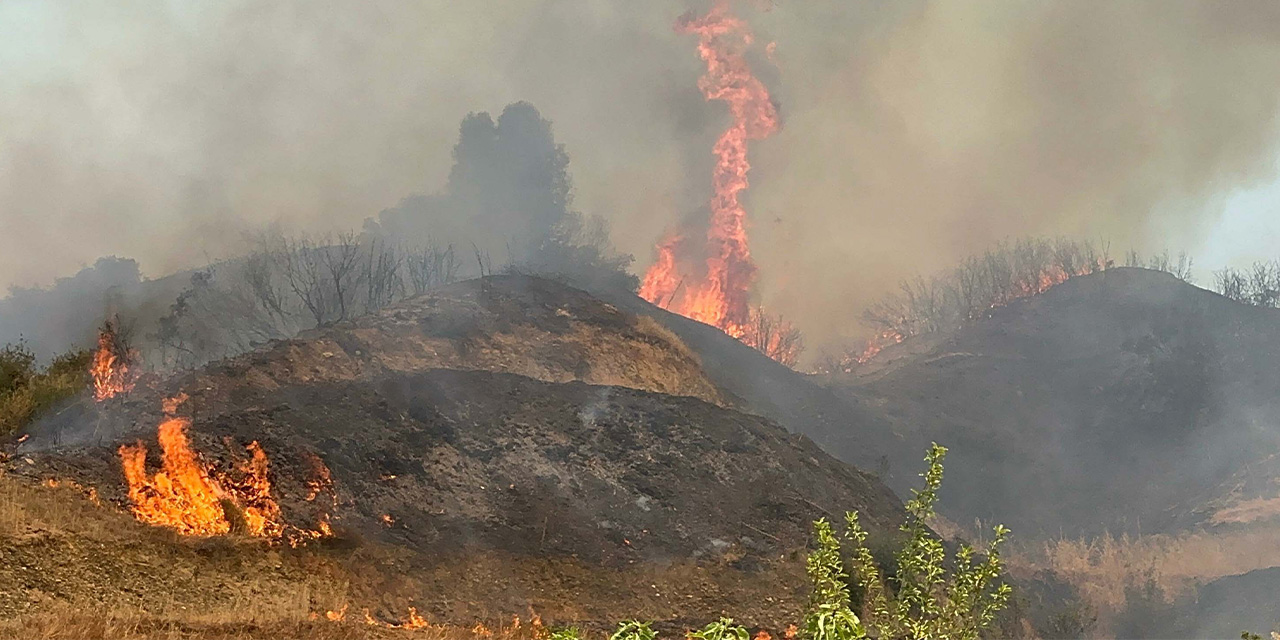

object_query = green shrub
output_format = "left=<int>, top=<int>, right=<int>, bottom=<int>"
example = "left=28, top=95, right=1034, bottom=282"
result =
left=609, top=621, right=656, bottom=640
left=688, top=618, right=749, bottom=640
left=549, top=627, right=584, bottom=640
left=802, top=443, right=1012, bottom=640
left=0, top=343, right=90, bottom=436
left=0, top=343, right=36, bottom=392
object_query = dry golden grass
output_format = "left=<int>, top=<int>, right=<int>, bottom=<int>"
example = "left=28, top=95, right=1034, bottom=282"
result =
left=1, top=598, right=555, bottom=640
left=1013, top=526, right=1280, bottom=610
left=1211, top=496, right=1280, bottom=525
left=0, top=604, right=550, bottom=640
left=0, top=471, right=110, bottom=538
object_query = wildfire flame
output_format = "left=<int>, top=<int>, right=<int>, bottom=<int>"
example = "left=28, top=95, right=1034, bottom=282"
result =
left=91, top=322, right=135, bottom=401
left=118, top=397, right=232, bottom=536
left=323, top=609, right=540, bottom=637
left=351, top=607, right=432, bottom=630
left=119, top=394, right=330, bottom=542
left=641, top=0, right=794, bottom=362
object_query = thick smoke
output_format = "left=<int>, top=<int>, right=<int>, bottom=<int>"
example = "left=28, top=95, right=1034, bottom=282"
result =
left=3, top=1, right=1280, bottom=352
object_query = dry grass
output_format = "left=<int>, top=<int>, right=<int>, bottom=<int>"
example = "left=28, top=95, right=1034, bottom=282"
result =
left=0, top=472, right=112, bottom=538
left=1211, top=496, right=1280, bottom=525
left=0, top=600, right=552, bottom=640
left=0, top=606, right=538, bottom=640
left=1013, top=526, right=1280, bottom=610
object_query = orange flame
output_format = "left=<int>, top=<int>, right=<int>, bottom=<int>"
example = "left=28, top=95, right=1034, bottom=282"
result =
left=853, top=330, right=905, bottom=366
left=91, top=324, right=135, bottom=401
left=119, top=405, right=231, bottom=536
left=349, top=607, right=433, bottom=630
left=638, top=235, right=684, bottom=306
left=405, top=608, right=431, bottom=630
left=322, top=608, right=540, bottom=636
left=119, top=395, right=330, bottom=543
left=642, top=0, right=782, bottom=350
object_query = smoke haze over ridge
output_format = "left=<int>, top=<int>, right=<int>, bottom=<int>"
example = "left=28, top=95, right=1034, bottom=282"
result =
left=3, top=0, right=1280, bottom=350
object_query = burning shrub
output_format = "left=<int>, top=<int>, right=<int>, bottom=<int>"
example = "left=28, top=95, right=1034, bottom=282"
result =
left=0, top=342, right=90, bottom=437
left=802, top=444, right=1012, bottom=640
left=742, top=308, right=806, bottom=368
left=862, top=237, right=1113, bottom=345
left=91, top=317, right=136, bottom=401
left=840, top=238, right=1201, bottom=370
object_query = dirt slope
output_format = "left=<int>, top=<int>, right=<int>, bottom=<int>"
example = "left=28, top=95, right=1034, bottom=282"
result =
left=828, top=268, right=1280, bottom=537
left=172, top=275, right=724, bottom=418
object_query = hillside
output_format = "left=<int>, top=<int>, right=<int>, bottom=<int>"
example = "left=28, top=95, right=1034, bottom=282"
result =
left=827, top=267, right=1280, bottom=538
left=2, top=276, right=904, bottom=632
left=598, top=290, right=899, bottom=473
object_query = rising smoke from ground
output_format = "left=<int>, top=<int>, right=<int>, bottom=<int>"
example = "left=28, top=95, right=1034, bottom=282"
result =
left=3, top=1, right=1280, bottom=353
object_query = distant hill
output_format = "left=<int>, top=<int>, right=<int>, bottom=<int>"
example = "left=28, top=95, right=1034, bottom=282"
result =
left=825, top=267, right=1280, bottom=537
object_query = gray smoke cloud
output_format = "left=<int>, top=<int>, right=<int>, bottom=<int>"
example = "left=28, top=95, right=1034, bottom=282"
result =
left=3, top=1, right=1280, bottom=353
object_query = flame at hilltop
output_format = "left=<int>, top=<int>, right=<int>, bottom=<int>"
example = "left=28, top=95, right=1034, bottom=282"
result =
left=641, top=0, right=794, bottom=362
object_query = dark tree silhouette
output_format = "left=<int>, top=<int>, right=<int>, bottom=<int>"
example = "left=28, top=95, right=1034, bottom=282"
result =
left=367, top=102, right=637, bottom=293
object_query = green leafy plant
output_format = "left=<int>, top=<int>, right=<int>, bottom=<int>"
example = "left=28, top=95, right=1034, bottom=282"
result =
left=549, top=627, right=584, bottom=640
left=804, top=519, right=867, bottom=640
left=0, top=343, right=91, bottom=437
left=688, top=617, right=749, bottom=640
left=802, top=443, right=1012, bottom=640
left=610, top=620, right=657, bottom=640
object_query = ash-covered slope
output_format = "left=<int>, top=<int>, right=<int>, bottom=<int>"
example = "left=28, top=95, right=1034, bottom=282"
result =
left=4, top=276, right=904, bottom=625
left=597, top=290, right=898, bottom=472
left=23, top=369, right=900, bottom=564
left=832, top=268, right=1280, bottom=536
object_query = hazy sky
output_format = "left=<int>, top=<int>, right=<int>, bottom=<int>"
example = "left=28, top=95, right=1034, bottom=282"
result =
left=3, top=1, right=1280, bottom=350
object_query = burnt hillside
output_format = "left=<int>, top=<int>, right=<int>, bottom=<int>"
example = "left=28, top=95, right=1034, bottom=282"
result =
left=830, top=267, right=1280, bottom=537
left=3, top=276, right=904, bottom=626
left=599, top=289, right=900, bottom=473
